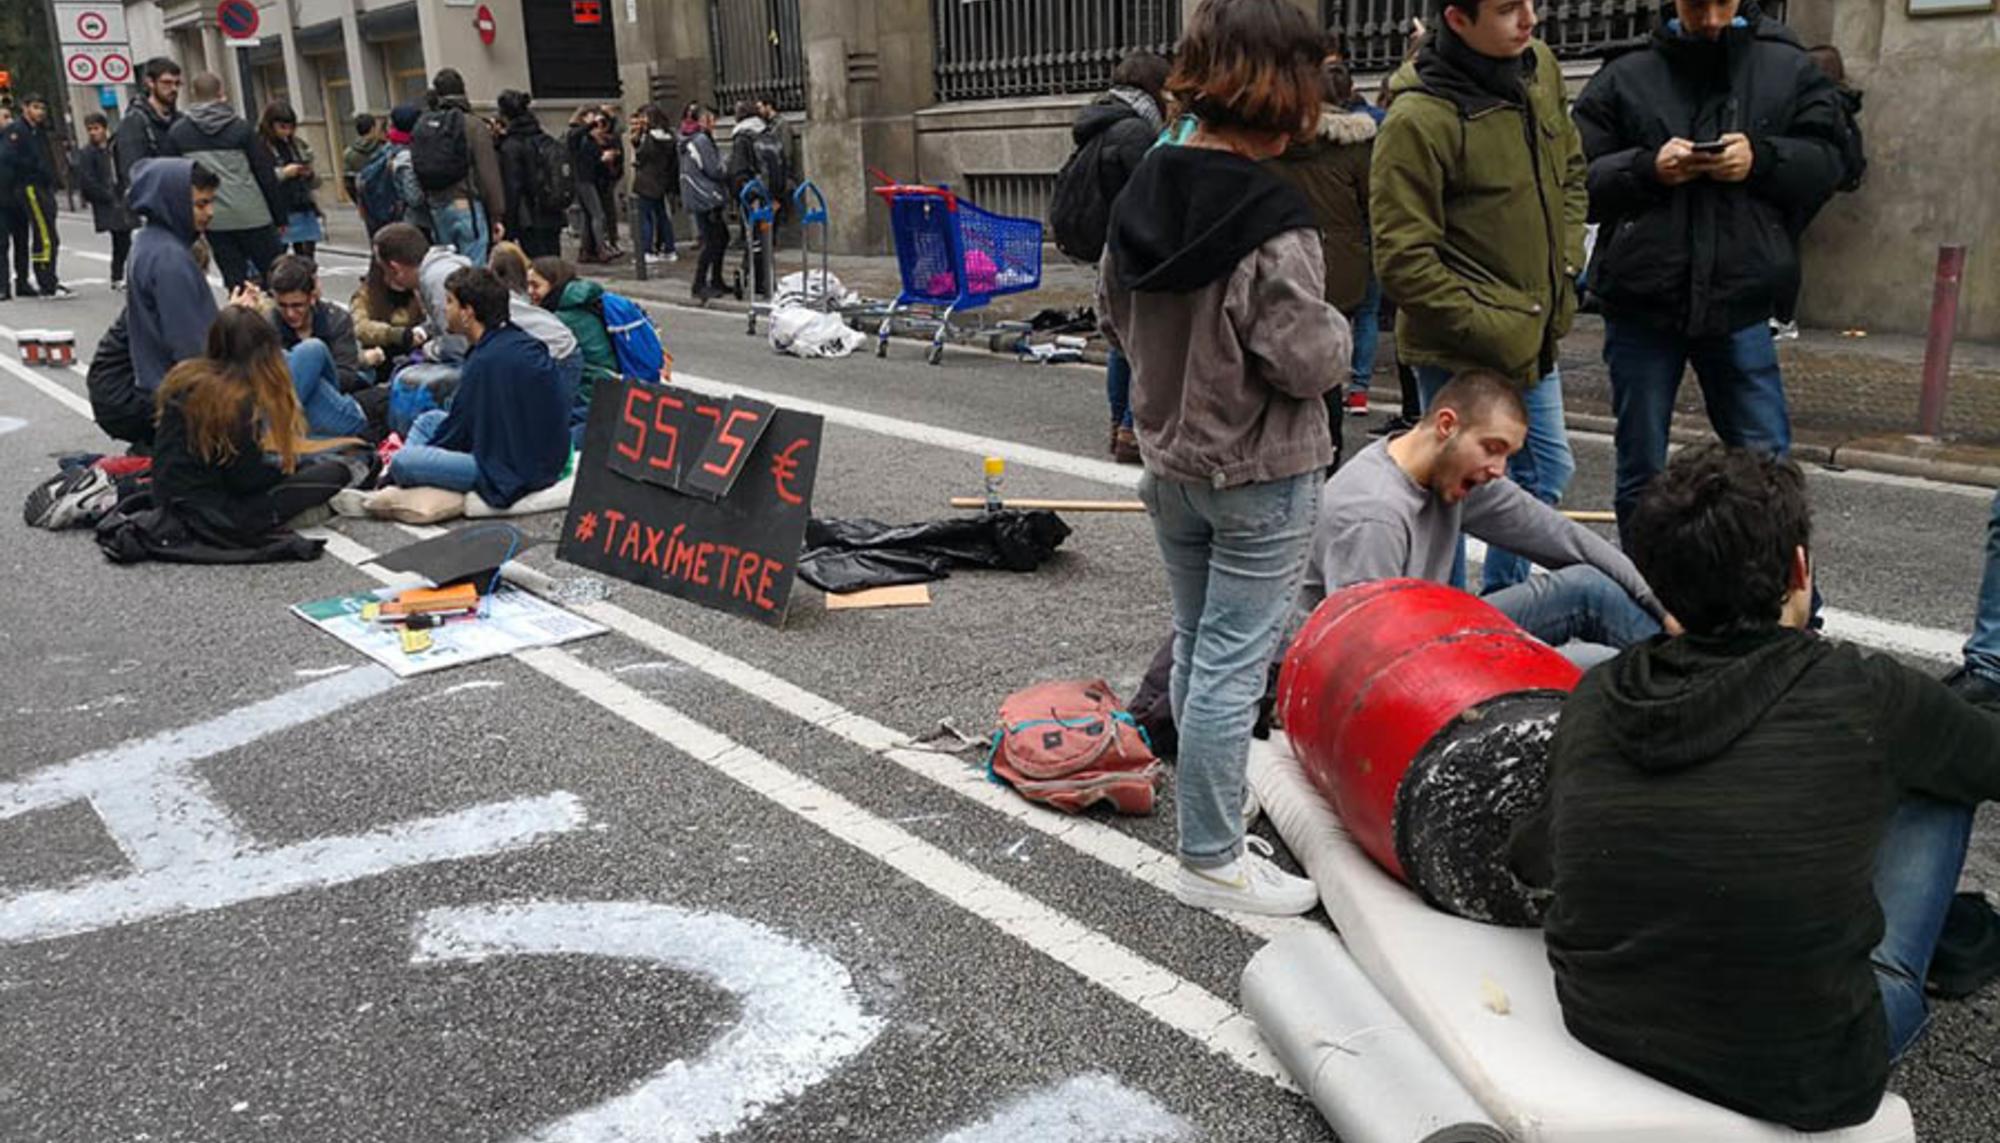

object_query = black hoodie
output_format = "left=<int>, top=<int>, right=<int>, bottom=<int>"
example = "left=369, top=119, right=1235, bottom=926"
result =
left=1107, top=146, right=1315, bottom=294
left=1513, top=628, right=2000, bottom=1129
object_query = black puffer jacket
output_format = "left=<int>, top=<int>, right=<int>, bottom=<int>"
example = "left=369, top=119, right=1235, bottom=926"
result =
left=1573, top=2, right=1845, bottom=336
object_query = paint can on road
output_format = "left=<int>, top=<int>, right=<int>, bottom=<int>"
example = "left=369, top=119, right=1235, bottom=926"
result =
left=17, top=330, right=45, bottom=366
left=42, top=331, right=76, bottom=368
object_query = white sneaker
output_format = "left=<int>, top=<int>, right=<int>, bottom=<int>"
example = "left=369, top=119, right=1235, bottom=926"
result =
left=1173, top=835, right=1318, bottom=916
left=47, top=285, right=78, bottom=301
left=645, top=253, right=666, bottom=264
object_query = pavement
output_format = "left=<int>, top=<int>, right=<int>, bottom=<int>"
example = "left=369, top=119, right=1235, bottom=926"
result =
left=2, top=222, right=2000, bottom=1141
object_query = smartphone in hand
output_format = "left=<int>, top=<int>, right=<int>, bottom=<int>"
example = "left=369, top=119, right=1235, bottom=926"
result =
left=1690, top=139, right=1731, bottom=154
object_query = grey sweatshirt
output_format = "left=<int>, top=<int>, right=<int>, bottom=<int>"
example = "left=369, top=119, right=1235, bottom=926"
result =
left=1302, top=437, right=1662, bottom=616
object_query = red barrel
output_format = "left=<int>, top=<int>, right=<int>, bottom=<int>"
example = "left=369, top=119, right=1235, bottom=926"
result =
left=1278, top=579, right=1581, bottom=924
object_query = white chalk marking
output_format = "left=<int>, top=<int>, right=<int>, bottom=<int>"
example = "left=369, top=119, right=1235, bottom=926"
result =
left=0, top=793, right=586, bottom=945
left=424, top=679, right=507, bottom=701
left=413, top=900, right=883, bottom=1143
left=293, top=665, right=353, bottom=678
left=0, top=414, right=26, bottom=435
left=1820, top=608, right=1965, bottom=662
left=514, top=646, right=1291, bottom=1088
left=612, top=661, right=686, bottom=676
left=934, top=1074, right=1195, bottom=1143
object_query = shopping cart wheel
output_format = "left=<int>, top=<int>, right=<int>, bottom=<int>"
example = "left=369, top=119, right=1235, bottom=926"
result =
left=925, top=343, right=944, bottom=367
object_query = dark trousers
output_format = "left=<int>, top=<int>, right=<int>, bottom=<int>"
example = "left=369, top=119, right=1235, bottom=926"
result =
left=694, top=208, right=728, bottom=294
left=519, top=225, right=562, bottom=259
left=21, top=187, right=60, bottom=291
left=2, top=203, right=30, bottom=289
left=270, top=458, right=354, bottom=522
left=109, top=228, right=133, bottom=283
left=207, top=225, right=285, bottom=291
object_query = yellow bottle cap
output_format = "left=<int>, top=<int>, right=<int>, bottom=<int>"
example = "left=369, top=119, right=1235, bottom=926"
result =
left=983, top=456, right=1005, bottom=478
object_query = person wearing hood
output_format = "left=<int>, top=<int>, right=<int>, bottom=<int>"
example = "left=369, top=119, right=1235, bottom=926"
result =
left=168, top=72, right=285, bottom=291
left=1055, top=50, right=1169, bottom=464
left=1269, top=58, right=1379, bottom=446
left=630, top=104, right=679, bottom=263
left=414, top=69, right=506, bottom=265
left=1, top=95, right=74, bottom=299
left=1510, top=443, right=2000, bottom=1131
left=496, top=90, right=568, bottom=258
left=1574, top=1, right=1847, bottom=545
left=679, top=104, right=730, bottom=302
left=1097, top=0, right=1349, bottom=918
left=126, top=158, right=229, bottom=396
left=725, top=100, right=781, bottom=295
left=1371, top=0, right=1587, bottom=596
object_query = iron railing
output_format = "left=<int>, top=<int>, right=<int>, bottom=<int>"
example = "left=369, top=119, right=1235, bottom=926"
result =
left=708, top=0, right=806, bottom=113
left=933, top=0, right=1182, bottom=104
left=963, top=172, right=1059, bottom=229
left=1325, top=1, right=1789, bottom=74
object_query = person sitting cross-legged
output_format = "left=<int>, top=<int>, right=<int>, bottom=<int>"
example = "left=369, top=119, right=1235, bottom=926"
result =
left=260, top=253, right=369, bottom=440
left=1509, top=444, right=2000, bottom=1132
left=385, top=266, right=572, bottom=510
left=1300, top=368, right=1673, bottom=658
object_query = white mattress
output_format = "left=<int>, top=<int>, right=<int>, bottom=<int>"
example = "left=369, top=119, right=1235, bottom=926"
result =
left=1249, top=737, right=1917, bottom=1143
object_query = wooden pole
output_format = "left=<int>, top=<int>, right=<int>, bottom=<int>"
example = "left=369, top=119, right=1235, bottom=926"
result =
left=949, top=497, right=1618, bottom=523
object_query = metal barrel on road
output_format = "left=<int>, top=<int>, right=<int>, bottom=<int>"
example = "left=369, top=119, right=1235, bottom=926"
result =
left=1277, top=579, right=1580, bottom=926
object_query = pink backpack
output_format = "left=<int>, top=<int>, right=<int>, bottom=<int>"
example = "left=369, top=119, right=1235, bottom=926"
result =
left=988, top=679, right=1162, bottom=815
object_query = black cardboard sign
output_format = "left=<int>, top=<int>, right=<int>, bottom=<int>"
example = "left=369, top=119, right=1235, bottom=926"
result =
left=559, top=379, right=821, bottom=626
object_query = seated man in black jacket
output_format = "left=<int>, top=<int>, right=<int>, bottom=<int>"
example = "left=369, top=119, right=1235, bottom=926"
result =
left=1512, top=445, right=2000, bottom=1131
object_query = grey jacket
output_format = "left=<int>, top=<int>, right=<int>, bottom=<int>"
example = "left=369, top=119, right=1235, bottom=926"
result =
left=679, top=126, right=727, bottom=214
left=166, top=101, right=279, bottom=232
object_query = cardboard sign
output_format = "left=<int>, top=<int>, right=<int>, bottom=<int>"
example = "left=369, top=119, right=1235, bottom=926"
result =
left=559, top=379, right=821, bottom=626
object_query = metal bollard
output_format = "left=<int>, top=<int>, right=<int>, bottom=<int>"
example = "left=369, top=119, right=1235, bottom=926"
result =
left=631, top=194, right=647, bottom=282
left=1918, top=244, right=1968, bottom=438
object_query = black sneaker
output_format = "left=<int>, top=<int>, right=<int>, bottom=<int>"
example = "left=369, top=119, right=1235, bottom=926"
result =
left=14, top=280, right=38, bottom=298
left=1944, top=666, right=2000, bottom=710
left=22, top=466, right=118, bottom=530
left=1928, top=892, right=2000, bottom=999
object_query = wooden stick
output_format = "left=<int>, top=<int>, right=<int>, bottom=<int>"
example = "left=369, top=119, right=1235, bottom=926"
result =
left=949, top=496, right=1146, bottom=512
left=1562, top=510, right=1617, bottom=524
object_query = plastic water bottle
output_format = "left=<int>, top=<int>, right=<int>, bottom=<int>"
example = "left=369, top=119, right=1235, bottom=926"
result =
left=983, top=457, right=1005, bottom=512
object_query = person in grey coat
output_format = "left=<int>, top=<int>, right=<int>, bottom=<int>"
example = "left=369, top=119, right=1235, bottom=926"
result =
left=166, top=72, right=284, bottom=290
left=678, top=104, right=729, bottom=302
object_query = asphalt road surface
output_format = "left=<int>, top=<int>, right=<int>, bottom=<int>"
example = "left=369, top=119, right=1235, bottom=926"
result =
left=3, top=223, right=1997, bottom=1142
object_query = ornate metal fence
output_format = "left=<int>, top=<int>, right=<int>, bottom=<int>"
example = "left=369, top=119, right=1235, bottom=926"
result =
left=1325, top=0, right=1789, bottom=74
left=932, top=0, right=1182, bottom=103
left=708, top=0, right=807, bottom=113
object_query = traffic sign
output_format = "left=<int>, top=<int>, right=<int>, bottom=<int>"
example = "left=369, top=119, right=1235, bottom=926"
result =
left=572, top=0, right=602, bottom=25
left=475, top=3, right=496, bottom=45
left=53, top=3, right=130, bottom=48
left=63, top=46, right=134, bottom=85
left=217, top=0, right=260, bottom=40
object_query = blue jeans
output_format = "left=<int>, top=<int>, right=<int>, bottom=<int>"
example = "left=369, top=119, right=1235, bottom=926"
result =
left=1488, top=565, right=1661, bottom=651
left=388, top=408, right=480, bottom=492
left=637, top=196, right=676, bottom=256
left=1963, top=489, right=2000, bottom=683
left=1872, top=794, right=1975, bottom=1059
left=1349, top=275, right=1382, bottom=392
left=1604, top=318, right=1791, bottom=539
left=1416, top=365, right=1576, bottom=594
left=1106, top=347, right=1133, bottom=429
left=1139, top=470, right=1319, bottom=868
left=431, top=198, right=490, bottom=267
left=287, top=340, right=367, bottom=438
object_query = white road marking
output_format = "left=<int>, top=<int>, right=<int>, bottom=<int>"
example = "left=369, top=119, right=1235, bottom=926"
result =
left=413, top=900, right=883, bottom=1143
left=0, top=342, right=95, bottom=419
left=934, top=1074, right=1194, bottom=1143
left=0, top=414, right=26, bottom=435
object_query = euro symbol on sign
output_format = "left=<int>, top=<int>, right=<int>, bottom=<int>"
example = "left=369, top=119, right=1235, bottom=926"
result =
left=771, top=438, right=810, bottom=506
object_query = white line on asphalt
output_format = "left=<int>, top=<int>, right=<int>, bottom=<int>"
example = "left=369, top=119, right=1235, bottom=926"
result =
left=935, top=1074, right=1195, bottom=1143
left=0, top=415, right=25, bottom=435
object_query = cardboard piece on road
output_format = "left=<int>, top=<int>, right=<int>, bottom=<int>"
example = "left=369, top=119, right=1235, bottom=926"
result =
left=559, top=377, right=822, bottom=627
left=681, top=395, right=776, bottom=501
left=823, top=583, right=932, bottom=611
left=291, top=583, right=604, bottom=678
left=375, top=524, right=526, bottom=589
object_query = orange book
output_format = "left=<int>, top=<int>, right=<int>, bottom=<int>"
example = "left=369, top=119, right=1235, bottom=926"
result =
left=380, top=583, right=480, bottom=617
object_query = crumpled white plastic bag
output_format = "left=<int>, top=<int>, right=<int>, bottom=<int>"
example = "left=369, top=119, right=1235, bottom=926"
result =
left=769, top=304, right=869, bottom=359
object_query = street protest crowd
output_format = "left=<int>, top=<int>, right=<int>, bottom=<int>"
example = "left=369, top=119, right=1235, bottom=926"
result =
left=6, top=0, right=2000, bottom=1136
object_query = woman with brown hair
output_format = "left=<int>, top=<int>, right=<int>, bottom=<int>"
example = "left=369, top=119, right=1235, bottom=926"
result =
left=257, top=100, right=322, bottom=258
left=1098, top=0, right=1349, bottom=917
left=349, top=223, right=427, bottom=376
left=149, top=307, right=359, bottom=547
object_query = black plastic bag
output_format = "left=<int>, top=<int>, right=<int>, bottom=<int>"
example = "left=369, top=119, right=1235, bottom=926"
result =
left=799, top=509, right=1072, bottom=593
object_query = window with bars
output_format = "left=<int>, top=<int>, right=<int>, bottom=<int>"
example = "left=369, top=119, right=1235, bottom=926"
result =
left=1324, top=0, right=1789, bottom=74
left=708, top=0, right=806, bottom=113
left=933, top=0, right=1181, bottom=104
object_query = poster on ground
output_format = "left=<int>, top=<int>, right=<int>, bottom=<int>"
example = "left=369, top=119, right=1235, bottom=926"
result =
left=291, top=584, right=605, bottom=677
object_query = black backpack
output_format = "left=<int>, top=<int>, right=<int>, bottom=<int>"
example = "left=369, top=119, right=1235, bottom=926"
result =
left=751, top=129, right=790, bottom=202
left=1831, top=87, right=1868, bottom=194
left=1049, top=130, right=1116, bottom=264
left=527, top=132, right=576, bottom=215
left=410, top=107, right=472, bottom=192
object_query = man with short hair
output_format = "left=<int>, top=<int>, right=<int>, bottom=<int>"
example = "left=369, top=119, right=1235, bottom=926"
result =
left=1573, top=0, right=1847, bottom=541
left=1371, top=0, right=1588, bottom=593
left=76, top=112, right=136, bottom=289
left=1512, top=444, right=2000, bottom=1131
left=168, top=72, right=285, bottom=290
left=342, top=112, right=387, bottom=234
left=100, top=159, right=225, bottom=445
left=0, top=96, right=73, bottom=299
left=1302, top=369, right=1668, bottom=654
left=413, top=69, right=505, bottom=264
left=386, top=266, right=571, bottom=509
left=113, top=57, right=183, bottom=192
left=263, top=254, right=368, bottom=440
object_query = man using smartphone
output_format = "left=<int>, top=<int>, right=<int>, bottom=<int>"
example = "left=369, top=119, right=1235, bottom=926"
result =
left=1573, top=0, right=1847, bottom=546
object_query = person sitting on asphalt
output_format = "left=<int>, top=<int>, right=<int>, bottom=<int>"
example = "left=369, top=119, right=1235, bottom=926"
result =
left=265, top=254, right=371, bottom=392
left=1509, top=444, right=2000, bottom=1132
left=385, top=266, right=572, bottom=509
left=241, top=254, right=367, bottom=440
left=488, top=243, right=584, bottom=432
left=350, top=221, right=429, bottom=385
left=1300, top=369, right=1672, bottom=658
left=116, top=159, right=227, bottom=435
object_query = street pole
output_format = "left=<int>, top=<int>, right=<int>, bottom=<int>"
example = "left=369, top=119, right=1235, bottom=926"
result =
left=1918, top=244, right=1968, bottom=439
left=38, top=0, right=76, bottom=140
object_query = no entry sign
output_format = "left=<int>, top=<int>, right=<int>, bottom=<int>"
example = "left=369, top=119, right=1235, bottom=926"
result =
left=474, top=3, right=496, bottom=45
left=217, top=0, right=260, bottom=40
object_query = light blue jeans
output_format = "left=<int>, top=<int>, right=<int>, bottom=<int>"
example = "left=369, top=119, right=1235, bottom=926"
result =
left=1106, top=347, right=1133, bottom=429
left=1349, top=275, right=1382, bottom=392
left=287, top=339, right=367, bottom=438
left=1873, top=794, right=1975, bottom=1059
left=1963, top=488, right=2000, bottom=683
left=1417, top=365, right=1576, bottom=594
left=388, top=408, right=479, bottom=492
left=431, top=198, right=490, bottom=267
left=1140, top=469, right=1319, bottom=868
left=1488, top=565, right=1661, bottom=650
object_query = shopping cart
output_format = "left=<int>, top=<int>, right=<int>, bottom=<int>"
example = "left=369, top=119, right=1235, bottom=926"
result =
left=871, top=177, right=1042, bottom=366
left=736, top=178, right=778, bottom=336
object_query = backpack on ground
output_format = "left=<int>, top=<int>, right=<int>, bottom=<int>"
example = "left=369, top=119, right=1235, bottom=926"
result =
left=600, top=292, right=667, bottom=381
left=751, top=130, right=791, bottom=204
left=355, top=146, right=404, bottom=227
left=1048, top=132, right=1116, bottom=264
left=410, top=107, right=472, bottom=192
left=527, top=132, right=576, bottom=216
left=988, top=679, right=1162, bottom=815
